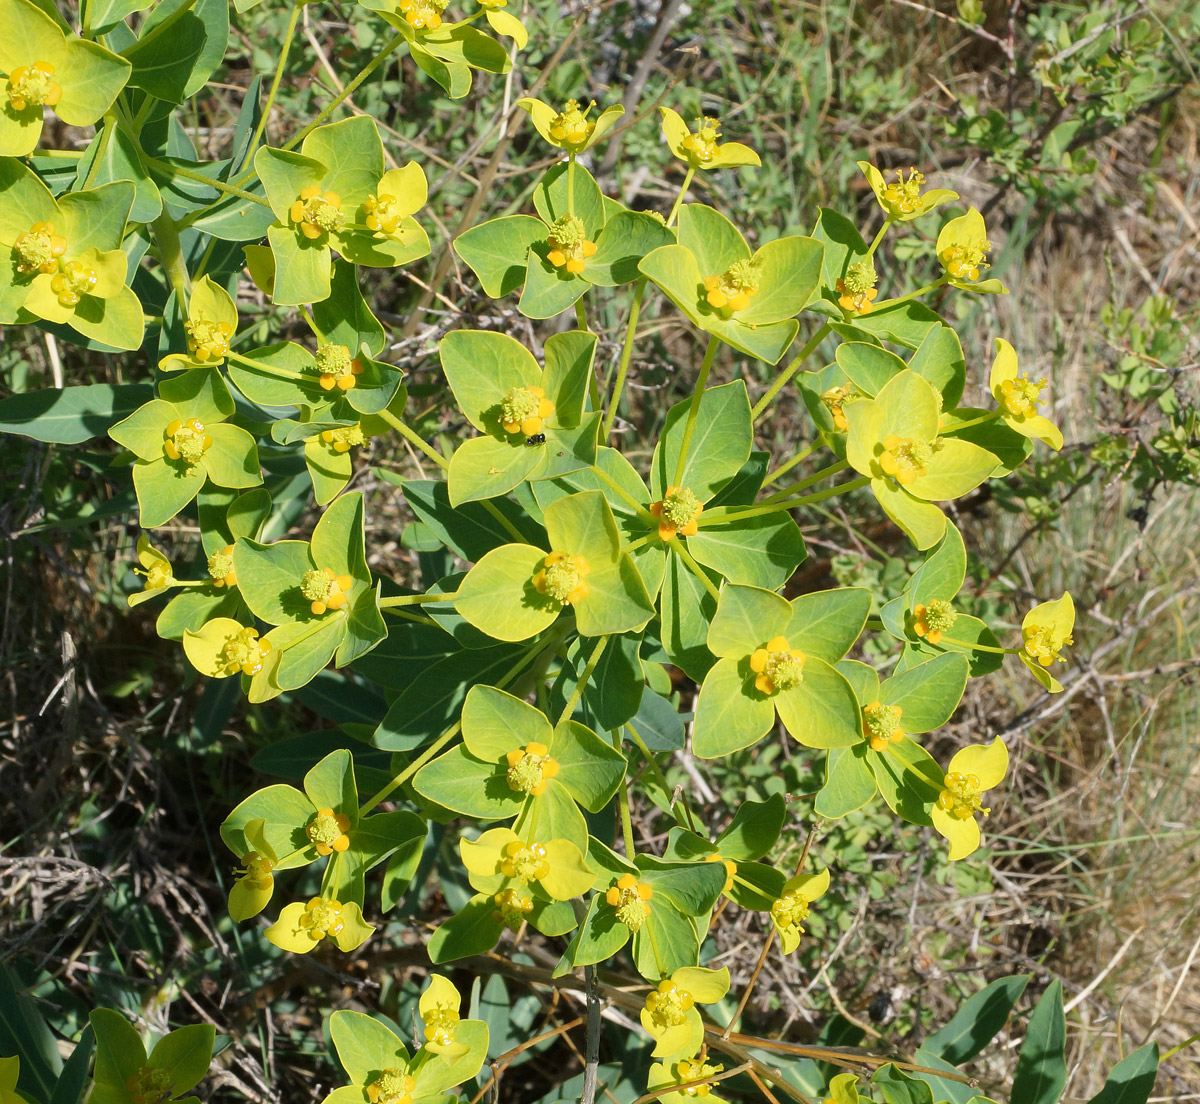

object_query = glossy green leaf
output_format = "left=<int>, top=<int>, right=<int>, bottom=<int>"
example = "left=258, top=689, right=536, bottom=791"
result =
left=1011, top=981, right=1067, bottom=1104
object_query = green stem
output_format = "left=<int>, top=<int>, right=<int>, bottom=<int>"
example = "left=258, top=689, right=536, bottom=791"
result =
left=82, top=116, right=117, bottom=189
left=696, top=475, right=869, bottom=527
left=866, top=216, right=894, bottom=260
left=946, top=410, right=1002, bottom=433
left=672, top=334, right=720, bottom=488
left=670, top=540, right=720, bottom=603
left=750, top=323, right=832, bottom=422
left=378, top=590, right=460, bottom=609
left=150, top=211, right=192, bottom=306
left=787, top=475, right=869, bottom=507
left=558, top=635, right=609, bottom=725
left=589, top=464, right=656, bottom=526
left=226, top=350, right=302, bottom=380
left=611, top=729, right=637, bottom=858
left=872, top=274, right=949, bottom=311
left=938, top=637, right=1023, bottom=656
left=567, top=153, right=576, bottom=218
left=763, top=441, right=822, bottom=487
left=144, top=155, right=274, bottom=208
left=761, top=460, right=849, bottom=503
left=383, top=607, right=438, bottom=628
left=626, top=723, right=688, bottom=829
left=1161, top=1032, right=1200, bottom=1062
left=574, top=298, right=589, bottom=333
left=603, top=276, right=647, bottom=441
left=666, top=166, right=695, bottom=227
left=248, top=1, right=303, bottom=155
left=376, top=408, right=450, bottom=471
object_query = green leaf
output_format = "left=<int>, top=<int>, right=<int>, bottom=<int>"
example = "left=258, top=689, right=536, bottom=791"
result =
left=1011, top=981, right=1067, bottom=1104
left=454, top=215, right=543, bottom=297
left=872, top=1064, right=934, bottom=1104
left=707, top=583, right=791, bottom=658
left=816, top=745, right=877, bottom=819
left=881, top=653, right=968, bottom=733
left=909, top=1049, right=977, bottom=1104
left=626, top=688, right=684, bottom=752
left=456, top=543, right=559, bottom=642
left=0, top=383, right=152, bottom=443
left=204, top=422, right=262, bottom=489
left=719, top=794, right=785, bottom=861
left=692, top=656, right=775, bottom=758
left=835, top=341, right=906, bottom=397
left=329, top=1010, right=406, bottom=1083
left=923, top=975, right=1030, bottom=1065
left=146, top=1024, right=214, bottom=1095
left=573, top=633, right=644, bottom=730
left=122, top=0, right=228, bottom=103
left=550, top=719, right=627, bottom=811
left=586, top=210, right=676, bottom=286
left=440, top=328, right=539, bottom=431
left=651, top=381, right=753, bottom=501
left=775, top=657, right=861, bottom=748
left=132, top=456, right=206, bottom=527
left=872, top=477, right=946, bottom=550
left=909, top=438, right=997, bottom=502
left=784, top=587, right=870, bottom=662
left=232, top=538, right=313, bottom=624
left=412, top=744, right=519, bottom=817
left=1085, top=1043, right=1159, bottom=1104
left=659, top=550, right=717, bottom=680
left=688, top=510, right=806, bottom=589
left=908, top=324, right=966, bottom=408
left=301, top=116, right=384, bottom=209
left=533, top=161, right=605, bottom=237
left=267, top=223, right=331, bottom=307
left=312, top=260, right=386, bottom=358
left=0, top=964, right=62, bottom=1102
left=810, top=206, right=868, bottom=294
left=736, top=234, right=824, bottom=325
left=518, top=244, right=588, bottom=319
left=869, top=735, right=944, bottom=825
left=48, top=1024, right=94, bottom=1104
left=429, top=895, right=503, bottom=963
left=448, top=434, right=544, bottom=506
left=541, top=330, right=597, bottom=428
left=399, top=478, right=545, bottom=561
left=74, top=124, right=162, bottom=222
left=676, top=204, right=749, bottom=277
left=908, top=520, right=967, bottom=604
left=850, top=298, right=942, bottom=350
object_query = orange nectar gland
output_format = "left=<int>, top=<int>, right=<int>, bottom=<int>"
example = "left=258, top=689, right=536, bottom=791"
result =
left=185, top=318, right=232, bottom=363
left=820, top=383, right=857, bottom=432
left=705, top=853, right=737, bottom=893
left=546, top=214, right=597, bottom=275
left=306, top=808, right=351, bottom=855
left=532, top=551, right=590, bottom=606
left=606, top=873, right=653, bottom=932
left=549, top=99, right=595, bottom=150
left=675, top=1056, right=722, bottom=1098
left=6, top=61, right=62, bottom=112
left=314, top=343, right=363, bottom=392
left=749, top=636, right=805, bottom=695
left=912, top=599, right=956, bottom=644
left=681, top=116, right=722, bottom=164
left=644, top=979, right=695, bottom=1028
left=877, top=435, right=934, bottom=485
left=500, top=839, right=551, bottom=882
left=882, top=167, right=927, bottom=215
left=299, top=896, right=346, bottom=942
left=941, top=233, right=992, bottom=282
left=863, top=701, right=904, bottom=753
left=367, top=1069, right=417, bottom=1104
left=236, top=850, right=273, bottom=890
left=938, top=771, right=987, bottom=821
left=505, top=741, right=560, bottom=796
left=649, top=485, right=702, bottom=541
left=492, top=887, right=534, bottom=930
left=163, top=417, right=213, bottom=466
left=207, top=545, right=237, bottom=588
left=500, top=385, right=554, bottom=436
left=704, top=258, right=761, bottom=313
left=220, top=626, right=271, bottom=677
left=397, top=0, right=448, bottom=30
left=300, top=567, right=353, bottom=616
left=125, top=1067, right=174, bottom=1104
left=290, top=186, right=344, bottom=240
left=320, top=424, right=366, bottom=453
left=50, top=259, right=98, bottom=308
left=999, top=373, right=1049, bottom=419
left=836, top=259, right=879, bottom=315
left=13, top=222, right=67, bottom=275
left=1023, top=621, right=1072, bottom=668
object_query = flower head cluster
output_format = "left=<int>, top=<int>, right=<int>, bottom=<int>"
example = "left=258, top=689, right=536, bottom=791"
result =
left=290, top=186, right=344, bottom=240
left=770, top=868, right=829, bottom=953
left=50, top=259, right=98, bottom=307
left=125, top=1066, right=174, bottom=1104
left=532, top=551, right=590, bottom=606
left=862, top=701, right=903, bottom=752
left=606, top=872, right=653, bottom=931
left=7, top=60, right=61, bottom=112
left=820, top=383, right=857, bottom=432
left=320, top=424, right=366, bottom=453
left=207, top=544, right=237, bottom=588
left=931, top=738, right=1008, bottom=860
left=306, top=807, right=351, bottom=855
left=219, top=626, right=272, bottom=677
left=13, top=221, right=66, bottom=275
left=912, top=599, right=956, bottom=644
left=650, top=485, right=702, bottom=540
left=749, top=636, right=805, bottom=695
left=314, top=343, right=363, bottom=391
left=492, top=886, right=533, bottom=929
left=546, top=214, right=597, bottom=274
left=163, top=417, right=212, bottom=467
left=300, top=567, right=353, bottom=615
left=499, top=384, right=554, bottom=436
left=836, top=260, right=878, bottom=315
left=1020, top=594, right=1075, bottom=694
left=936, top=208, right=994, bottom=283
left=703, top=258, right=760, bottom=313
left=397, top=0, right=448, bottom=29
left=548, top=98, right=595, bottom=150
left=877, top=434, right=936, bottom=484
left=184, top=318, right=232, bottom=363
left=505, top=741, right=559, bottom=796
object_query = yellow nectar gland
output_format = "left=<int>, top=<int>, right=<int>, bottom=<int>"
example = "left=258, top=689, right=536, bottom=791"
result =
left=50, top=259, right=98, bottom=307
left=207, top=544, right=237, bottom=588
left=863, top=700, right=904, bottom=753
left=363, top=192, right=411, bottom=238
left=163, top=417, right=213, bottom=466
left=500, top=384, right=554, bottom=436
left=320, top=424, right=366, bottom=453
left=913, top=599, right=956, bottom=644
left=605, top=872, right=653, bottom=932
left=505, top=741, right=560, bottom=797
left=366, top=1068, right=416, bottom=1104
left=674, top=1056, right=723, bottom=1098
left=6, top=61, right=62, bottom=112
left=940, top=234, right=991, bottom=282
left=749, top=636, right=805, bottom=695
left=140, top=555, right=173, bottom=592
left=300, top=567, right=354, bottom=616
left=397, top=0, right=447, bottom=30
left=878, top=434, right=934, bottom=485
left=500, top=839, right=551, bottom=882
left=681, top=115, right=722, bottom=165
left=185, top=318, right=233, bottom=363
left=299, top=896, right=345, bottom=942
left=882, top=167, right=926, bottom=215
left=820, top=383, right=857, bottom=432
left=650, top=485, right=702, bottom=541
left=644, top=979, right=695, bottom=1028
left=704, top=258, right=761, bottom=313
left=125, top=1066, right=174, bottom=1104
left=705, top=852, right=737, bottom=893
left=306, top=807, right=351, bottom=856
left=314, top=342, right=363, bottom=391
left=546, top=213, right=597, bottom=275
left=549, top=98, right=595, bottom=150
left=836, top=260, right=879, bottom=315
left=219, top=626, right=271, bottom=677
left=289, top=186, right=344, bottom=240
left=533, top=551, right=590, bottom=606
left=771, top=887, right=811, bottom=938
left=424, top=999, right=461, bottom=1047
left=13, top=221, right=67, bottom=275
left=1023, top=622, right=1072, bottom=668
left=235, top=850, right=273, bottom=890
left=492, top=887, right=534, bottom=930
left=998, top=374, right=1048, bottom=419
left=937, top=771, right=987, bottom=820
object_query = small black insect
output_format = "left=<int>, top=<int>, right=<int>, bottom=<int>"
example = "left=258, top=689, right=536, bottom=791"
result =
left=525, top=433, right=546, bottom=447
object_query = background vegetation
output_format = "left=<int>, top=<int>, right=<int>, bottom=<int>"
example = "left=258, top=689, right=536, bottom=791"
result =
left=2, top=0, right=1199, bottom=1100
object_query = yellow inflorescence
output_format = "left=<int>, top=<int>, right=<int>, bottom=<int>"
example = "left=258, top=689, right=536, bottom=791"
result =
left=877, top=434, right=934, bottom=484
left=681, top=116, right=722, bottom=164
left=998, top=374, right=1048, bottom=419
left=320, top=424, right=366, bottom=453
left=533, top=551, right=590, bottom=606
left=492, top=887, right=534, bottom=930
left=500, top=384, right=554, bottom=436
left=363, top=191, right=408, bottom=237
left=314, top=343, right=363, bottom=392
left=882, top=167, right=926, bottom=215
left=820, top=383, right=857, bottom=431
left=937, top=771, right=987, bottom=820
left=704, top=853, right=737, bottom=893
left=290, top=186, right=344, bottom=240
left=749, top=636, right=805, bottom=695
left=605, top=872, right=653, bottom=931
left=644, top=979, right=695, bottom=1029
left=185, top=318, right=233, bottom=363
left=424, top=1001, right=461, bottom=1047
left=207, top=544, right=237, bottom=588
left=397, top=0, right=447, bottom=29
left=500, top=839, right=551, bottom=882
left=6, top=61, right=61, bottom=112
left=771, top=888, right=811, bottom=937
left=649, top=485, right=702, bottom=541
left=299, top=896, right=345, bottom=941
left=863, top=700, right=904, bottom=753
left=674, top=1056, right=722, bottom=1098
left=549, top=99, right=595, bottom=149
left=219, top=626, right=272, bottom=677
left=50, top=260, right=98, bottom=307
left=546, top=214, right=597, bottom=275
left=306, top=807, right=351, bottom=855
left=164, top=417, right=213, bottom=465
left=125, top=1066, right=174, bottom=1104
left=940, top=234, right=991, bottom=281
left=505, top=741, right=559, bottom=796
left=1023, top=622, right=1072, bottom=668
left=366, top=1068, right=416, bottom=1104
left=913, top=599, right=956, bottom=644
left=836, top=260, right=879, bottom=315
left=13, top=221, right=67, bottom=275
left=703, top=258, right=760, bottom=313
left=236, top=850, right=274, bottom=890
left=300, top=567, right=354, bottom=616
